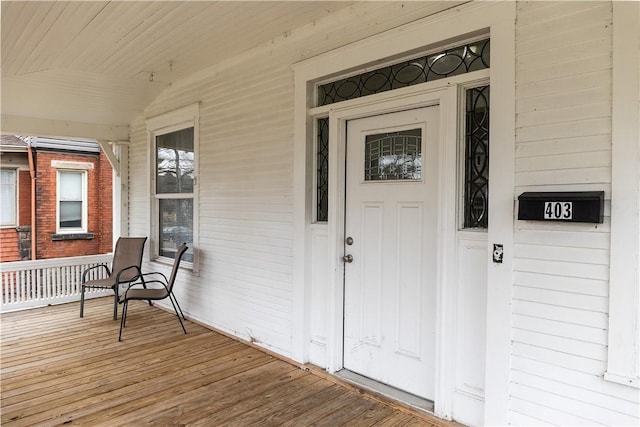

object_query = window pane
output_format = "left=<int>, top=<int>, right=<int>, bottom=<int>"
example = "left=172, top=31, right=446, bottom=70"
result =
left=316, top=117, right=329, bottom=222
left=60, top=201, right=82, bottom=228
left=364, top=129, right=422, bottom=181
left=156, top=127, right=194, bottom=194
left=464, top=85, right=490, bottom=229
left=159, top=198, right=193, bottom=262
left=0, top=169, right=16, bottom=226
left=59, top=171, right=82, bottom=200
left=318, top=39, right=490, bottom=106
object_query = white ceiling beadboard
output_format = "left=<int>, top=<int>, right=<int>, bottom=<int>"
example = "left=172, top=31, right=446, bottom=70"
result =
left=0, top=1, right=353, bottom=135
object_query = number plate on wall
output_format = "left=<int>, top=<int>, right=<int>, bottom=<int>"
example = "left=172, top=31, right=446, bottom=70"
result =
left=544, top=201, right=572, bottom=220
left=518, top=191, right=604, bottom=223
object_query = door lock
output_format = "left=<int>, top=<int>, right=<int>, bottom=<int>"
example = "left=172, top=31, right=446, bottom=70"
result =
left=342, top=254, right=353, bottom=263
left=345, top=236, right=354, bottom=245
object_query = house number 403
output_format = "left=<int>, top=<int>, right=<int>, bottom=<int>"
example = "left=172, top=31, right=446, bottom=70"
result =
left=544, top=201, right=572, bottom=220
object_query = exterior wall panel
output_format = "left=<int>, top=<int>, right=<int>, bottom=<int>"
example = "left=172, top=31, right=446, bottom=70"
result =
left=122, top=1, right=639, bottom=422
left=126, top=0, right=464, bottom=359
left=513, top=1, right=639, bottom=424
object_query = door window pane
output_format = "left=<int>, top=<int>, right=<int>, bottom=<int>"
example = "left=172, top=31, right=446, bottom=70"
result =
left=364, top=129, right=422, bottom=181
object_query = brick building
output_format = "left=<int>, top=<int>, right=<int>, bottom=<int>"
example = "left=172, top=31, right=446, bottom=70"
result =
left=0, top=135, right=112, bottom=261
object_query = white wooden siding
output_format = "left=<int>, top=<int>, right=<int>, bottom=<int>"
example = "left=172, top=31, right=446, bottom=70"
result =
left=121, top=1, right=639, bottom=423
left=125, top=1, right=462, bottom=358
left=513, top=1, right=639, bottom=425
left=130, top=56, right=296, bottom=354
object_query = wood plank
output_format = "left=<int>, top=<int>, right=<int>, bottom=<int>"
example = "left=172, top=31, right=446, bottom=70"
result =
left=511, top=370, right=640, bottom=416
left=513, top=257, right=610, bottom=282
left=1, top=300, right=452, bottom=426
left=511, top=356, right=640, bottom=403
left=517, top=53, right=611, bottom=86
left=511, top=328, right=606, bottom=362
left=511, top=342, right=606, bottom=377
left=514, top=244, right=609, bottom=267
left=123, top=366, right=316, bottom=426
left=517, top=102, right=611, bottom=134
left=513, top=284, right=608, bottom=313
left=185, top=374, right=329, bottom=426
left=516, top=117, right=612, bottom=144
left=517, top=85, right=611, bottom=114
left=510, top=383, right=639, bottom=426
left=517, top=17, right=611, bottom=56
left=514, top=271, right=608, bottom=297
left=512, top=313, right=607, bottom=345
left=516, top=69, right=611, bottom=101
left=514, top=228, right=610, bottom=249
left=516, top=36, right=611, bottom=73
left=512, top=299, right=608, bottom=329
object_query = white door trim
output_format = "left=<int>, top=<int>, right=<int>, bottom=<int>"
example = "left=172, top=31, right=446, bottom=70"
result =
left=325, top=85, right=456, bottom=417
left=292, top=2, right=516, bottom=423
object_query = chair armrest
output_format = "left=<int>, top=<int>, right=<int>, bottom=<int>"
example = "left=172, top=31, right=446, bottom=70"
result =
left=82, top=264, right=111, bottom=283
left=139, top=271, right=169, bottom=283
left=115, top=265, right=143, bottom=284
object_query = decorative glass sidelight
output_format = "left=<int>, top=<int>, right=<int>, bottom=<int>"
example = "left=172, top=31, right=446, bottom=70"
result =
left=464, top=85, right=490, bottom=229
left=317, top=39, right=490, bottom=107
left=316, top=117, right=329, bottom=222
left=364, top=129, right=422, bottom=181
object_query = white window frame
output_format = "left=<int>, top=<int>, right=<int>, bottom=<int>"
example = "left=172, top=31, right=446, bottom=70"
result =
left=0, top=168, right=18, bottom=228
left=56, top=168, right=88, bottom=234
left=146, top=103, right=199, bottom=272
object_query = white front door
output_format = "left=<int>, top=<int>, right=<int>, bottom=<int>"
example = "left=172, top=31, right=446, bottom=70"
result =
left=343, top=106, right=439, bottom=400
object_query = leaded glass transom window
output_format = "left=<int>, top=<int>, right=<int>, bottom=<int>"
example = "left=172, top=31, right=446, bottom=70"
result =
left=316, top=117, right=329, bottom=222
left=464, top=85, right=490, bottom=229
left=365, top=129, right=422, bottom=181
left=318, top=39, right=489, bottom=106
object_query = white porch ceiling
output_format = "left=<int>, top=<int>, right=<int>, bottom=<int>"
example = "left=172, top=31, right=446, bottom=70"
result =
left=1, top=1, right=354, bottom=138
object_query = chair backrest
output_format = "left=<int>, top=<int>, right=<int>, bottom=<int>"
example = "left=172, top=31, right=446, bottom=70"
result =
left=111, top=237, right=147, bottom=282
left=166, top=243, right=188, bottom=292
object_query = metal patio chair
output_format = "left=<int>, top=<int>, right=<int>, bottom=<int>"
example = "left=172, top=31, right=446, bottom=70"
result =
left=80, top=237, right=147, bottom=320
left=118, top=243, right=188, bottom=341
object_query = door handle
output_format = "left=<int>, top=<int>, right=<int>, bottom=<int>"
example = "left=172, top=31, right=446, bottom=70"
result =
left=343, top=254, right=353, bottom=263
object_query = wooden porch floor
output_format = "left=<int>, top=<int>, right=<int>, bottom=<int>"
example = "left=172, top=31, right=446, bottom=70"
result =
left=1, top=299, right=455, bottom=426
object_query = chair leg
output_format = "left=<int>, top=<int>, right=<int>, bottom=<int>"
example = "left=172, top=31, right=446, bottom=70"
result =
left=80, top=285, right=85, bottom=318
left=169, top=293, right=187, bottom=334
left=171, top=292, right=187, bottom=320
left=118, top=300, right=128, bottom=341
left=141, top=280, right=153, bottom=307
left=113, top=287, right=119, bottom=320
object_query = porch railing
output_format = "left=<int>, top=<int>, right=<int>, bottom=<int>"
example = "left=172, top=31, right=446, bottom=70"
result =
left=0, top=254, right=113, bottom=312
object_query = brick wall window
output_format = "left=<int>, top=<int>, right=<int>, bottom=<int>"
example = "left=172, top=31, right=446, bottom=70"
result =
left=0, top=168, right=17, bottom=227
left=56, top=168, right=88, bottom=233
